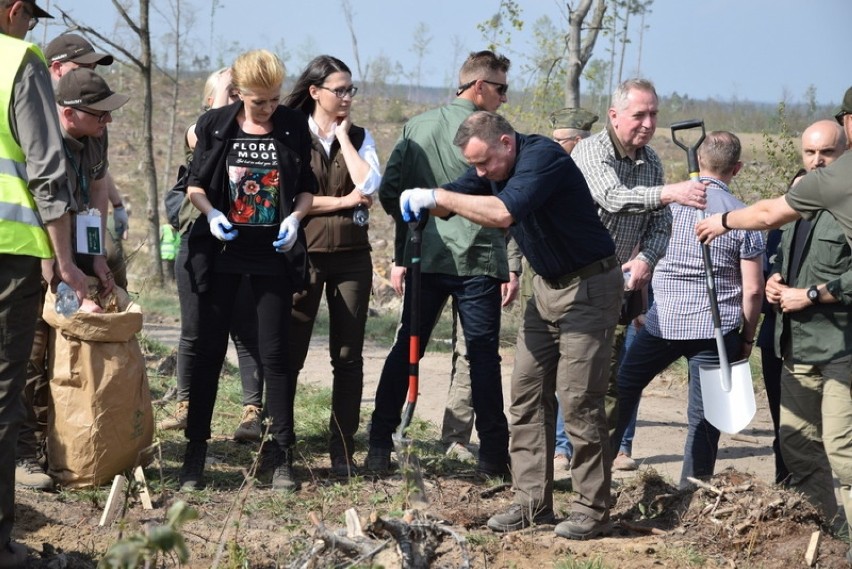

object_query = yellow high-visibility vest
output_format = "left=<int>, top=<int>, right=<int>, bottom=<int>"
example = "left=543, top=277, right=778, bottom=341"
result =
left=0, top=34, right=53, bottom=259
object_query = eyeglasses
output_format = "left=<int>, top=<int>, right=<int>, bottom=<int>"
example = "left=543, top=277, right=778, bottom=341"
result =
left=456, top=79, right=509, bottom=97
left=76, top=108, right=111, bottom=124
left=319, top=85, right=358, bottom=99
left=21, top=5, right=38, bottom=31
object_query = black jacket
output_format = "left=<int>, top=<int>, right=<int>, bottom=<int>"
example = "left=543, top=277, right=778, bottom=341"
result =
left=184, top=101, right=317, bottom=292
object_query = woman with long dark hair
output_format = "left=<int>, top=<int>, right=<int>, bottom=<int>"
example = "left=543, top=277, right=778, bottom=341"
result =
left=283, top=55, right=380, bottom=477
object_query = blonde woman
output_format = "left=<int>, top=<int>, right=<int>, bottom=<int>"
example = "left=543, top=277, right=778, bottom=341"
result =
left=180, top=50, right=315, bottom=491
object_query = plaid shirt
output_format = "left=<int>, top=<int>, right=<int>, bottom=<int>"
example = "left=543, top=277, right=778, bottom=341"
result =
left=646, top=177, right=765, bottom=340
left=572, top=126, right=671, bottom=268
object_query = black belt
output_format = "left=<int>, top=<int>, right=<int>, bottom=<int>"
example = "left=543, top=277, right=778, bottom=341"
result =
left=544, top=255, right=618, bottom=289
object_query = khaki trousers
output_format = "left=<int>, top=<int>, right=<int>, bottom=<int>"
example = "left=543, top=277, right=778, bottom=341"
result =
left=780, top=355, right=852, bottom=537
left=509, top=266, right=621, bottom=518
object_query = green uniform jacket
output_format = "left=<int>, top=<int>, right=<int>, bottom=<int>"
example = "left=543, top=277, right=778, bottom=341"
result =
left=379, top=98, right=507, bottom=280
left=771, top=210, right=852, bottom=364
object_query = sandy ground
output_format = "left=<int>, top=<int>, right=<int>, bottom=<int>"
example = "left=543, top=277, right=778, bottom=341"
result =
left=143, top=320, right=778, bottom=486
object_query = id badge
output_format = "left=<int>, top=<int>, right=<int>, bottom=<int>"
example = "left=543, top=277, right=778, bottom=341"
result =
left=75, top=209, right=104, bottom=255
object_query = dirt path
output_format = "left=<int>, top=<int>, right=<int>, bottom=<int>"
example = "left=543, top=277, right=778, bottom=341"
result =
left=144, top=320, right=778, bottom=486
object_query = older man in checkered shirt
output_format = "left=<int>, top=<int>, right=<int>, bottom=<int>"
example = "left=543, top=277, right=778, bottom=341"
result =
left=571, top=78, right=710, bottom=469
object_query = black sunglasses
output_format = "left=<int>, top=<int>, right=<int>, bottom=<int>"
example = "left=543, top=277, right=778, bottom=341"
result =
left=456, top=79, right=509, bottom=97
left=319, top=85, right=358, bottom=99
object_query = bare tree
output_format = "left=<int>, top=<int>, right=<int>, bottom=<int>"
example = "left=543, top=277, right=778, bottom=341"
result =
left=409, top=22, right=432, bottom=102
left=341, top=0, right=367, bottom=85
left=565, top=0, right=607, bottom=107
left=58, top=0, right=164, bottom=283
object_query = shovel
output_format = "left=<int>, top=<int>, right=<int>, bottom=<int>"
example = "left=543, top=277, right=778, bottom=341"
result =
left=671, top=119, right=756, bottom=434
left=392, top=211, right=430, bottom=507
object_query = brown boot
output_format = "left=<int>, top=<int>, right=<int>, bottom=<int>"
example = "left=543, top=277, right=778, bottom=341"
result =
left=158, top=400, right=188, bottom=431
left=233, top=405, right=262, bottom=443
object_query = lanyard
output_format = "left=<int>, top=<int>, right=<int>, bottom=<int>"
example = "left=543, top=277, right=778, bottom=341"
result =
left=62, top=142, right=90, bottom=207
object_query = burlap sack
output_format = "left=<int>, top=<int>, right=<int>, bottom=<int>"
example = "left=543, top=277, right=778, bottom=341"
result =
left=43, top=281, right=153, bottom=488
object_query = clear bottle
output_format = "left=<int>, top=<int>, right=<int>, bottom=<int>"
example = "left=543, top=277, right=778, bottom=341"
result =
left=352, top=204, right=369, bottom=227
left=55, top=281, right=80, bottom=317
left=622, top=270, right=632, bottom=291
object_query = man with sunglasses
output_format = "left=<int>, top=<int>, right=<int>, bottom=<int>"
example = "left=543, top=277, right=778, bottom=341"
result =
left=13, top=68, right=128, bottom=492
left=370, top=50, right=513, bottom=478
left=1, top=0, right=75, bottom=564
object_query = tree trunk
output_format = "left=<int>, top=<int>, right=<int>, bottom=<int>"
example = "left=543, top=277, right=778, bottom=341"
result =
left=565, top=0, right=608, bottom=108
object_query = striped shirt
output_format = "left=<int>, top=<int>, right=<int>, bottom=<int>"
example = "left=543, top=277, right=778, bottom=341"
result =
left=646, top=177, right=765, bottom=340
left=572, top=126, right=671, bottom=268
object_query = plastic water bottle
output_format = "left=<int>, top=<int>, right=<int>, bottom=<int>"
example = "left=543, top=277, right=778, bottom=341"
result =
left=622, top=270, right=632, bottom=291
left=55, top=281, right=80, bottom=317
left=352, top=205, right=369, bottom=226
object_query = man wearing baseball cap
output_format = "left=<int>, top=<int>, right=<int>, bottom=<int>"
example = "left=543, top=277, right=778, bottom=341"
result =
left=14, top=67, right=128, bottom=493
left=44, top=32, right=113, bottom=71
left=45, top=33, right=129, bottom=285
left=1, top=0, right=73, bottom=565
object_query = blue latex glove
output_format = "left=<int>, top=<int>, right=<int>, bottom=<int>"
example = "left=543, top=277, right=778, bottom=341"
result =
left=113, top=205, right=129, bottom=238
left=400, top=188, right=436, bottom=222
left=207, top=208, right=238, bottom=241
left=273, top=214, right=300, bottom=252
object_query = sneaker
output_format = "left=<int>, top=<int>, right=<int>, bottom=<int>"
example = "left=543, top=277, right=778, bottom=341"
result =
left=613, top=451, right=638, bottom=471
left=475, top=460, right=511, bottom=482
left=0, top=541, right=27, bottom=569
left=331, top=455, right=359, bottom=478
left=554, top=453, right=572, bottom=471
left=159, top=400, right=188, bottom=431
left=445, top=442, right=476, bottom=462
left=15, top=458, right=53, bottom=490
left=365, top=447, right=392, bottom=474
left=233, top=404, right=262, bottom=443
left=554, top=512, right=613, bottom=540
left=179, top=440, right=207, bottom=491
left=487, top=503, right=555, bottom=533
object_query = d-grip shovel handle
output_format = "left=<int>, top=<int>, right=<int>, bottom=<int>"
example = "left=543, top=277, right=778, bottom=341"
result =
left=670, top=119, right=706, bottom=181
left=396, top=212, right=430, bottom=440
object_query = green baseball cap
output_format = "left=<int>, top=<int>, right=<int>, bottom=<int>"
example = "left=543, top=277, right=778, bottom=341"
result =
left=549, top=107, right=599, bottom=131
left=835, top=86, right=852, bottom=124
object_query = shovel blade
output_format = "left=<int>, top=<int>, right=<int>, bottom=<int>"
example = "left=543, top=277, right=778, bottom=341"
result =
left=699, top=359, right=756, bottom=434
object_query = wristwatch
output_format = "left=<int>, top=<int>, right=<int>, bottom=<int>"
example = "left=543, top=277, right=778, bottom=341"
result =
left=807, top=285, right=821, bottom=304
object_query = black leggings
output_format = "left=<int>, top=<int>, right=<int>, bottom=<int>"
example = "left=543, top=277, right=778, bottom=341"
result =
left=184, top=271, right=295, bottom=449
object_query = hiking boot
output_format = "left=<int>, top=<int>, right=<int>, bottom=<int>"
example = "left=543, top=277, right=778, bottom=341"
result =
left=554, top=512, right=613, bottom=540
left=0, top=541, right=27, bottom=569
left=554, top=453, right=572, bottom=471
left=365, top=446, right=392, bottom=474
left=159, top=400, right=188, bottom=431
left=15, top=458, right=53, bottom=490
left=330, top=455, right=359, bottom=478
left=179, top=441, right=207, bottom=491
left=487, top=503, right=555, bottom=533
left=233, top=404, right=262, bottom=443
left=476, top=460, right=511, bottom=482
left=259, top=443, right=298, bottom=491
left=613, top=451, right=638, bottom=471
left=445, top=442, right=476, bottom=462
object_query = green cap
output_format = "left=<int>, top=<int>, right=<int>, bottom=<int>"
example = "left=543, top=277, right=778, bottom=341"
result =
left=835, top=86, right=852, bottom=124
left=549, top=107, right=599, bottom=131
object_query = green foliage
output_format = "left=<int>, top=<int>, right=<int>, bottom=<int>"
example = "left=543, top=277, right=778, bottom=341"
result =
left=735, top=102, right=801, bottom=202
left=477, top=0, right=524, bottom=51
left=99, top=501, right=198, bottom=568
left=554, top=555, right=612, bottom=569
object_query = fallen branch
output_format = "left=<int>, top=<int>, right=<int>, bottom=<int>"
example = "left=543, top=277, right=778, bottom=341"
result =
left=617, top=519, right=668, bottom=536
left=480, top=482, right=511, bottom=499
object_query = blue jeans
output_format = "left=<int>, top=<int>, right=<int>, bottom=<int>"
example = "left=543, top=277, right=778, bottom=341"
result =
left=370, top=273, right=509, bottom=466
left=613, top=327, right=742, bottom=488
left=556, top=319, right=640, bottom=457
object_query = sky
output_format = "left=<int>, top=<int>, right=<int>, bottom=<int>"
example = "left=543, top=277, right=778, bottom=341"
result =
left=36, top=0, right=849, bottom=106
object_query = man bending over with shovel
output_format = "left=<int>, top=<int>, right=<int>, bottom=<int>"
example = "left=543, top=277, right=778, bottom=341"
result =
left=401, top=111, right=623, bottom=540
left=612, top=131, right=764, bottom=489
